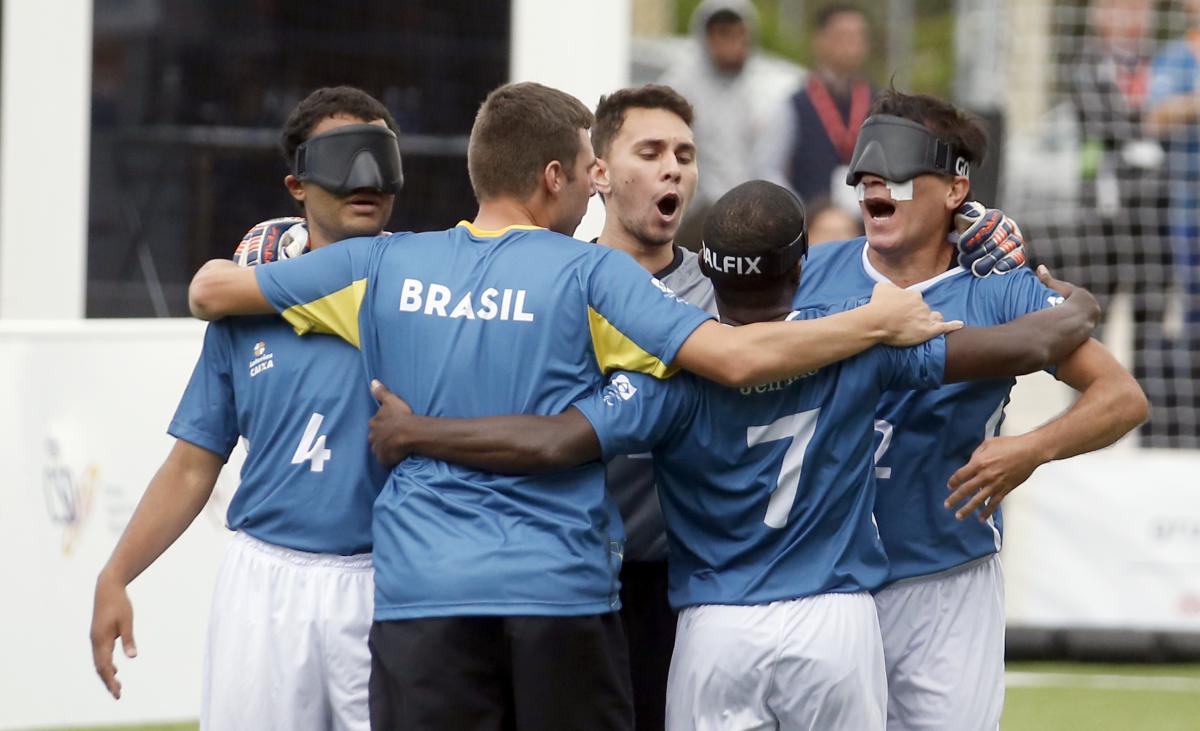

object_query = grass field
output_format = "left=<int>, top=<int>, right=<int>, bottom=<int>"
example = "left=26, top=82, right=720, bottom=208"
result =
left=32, top=662, right=1200, bottom=731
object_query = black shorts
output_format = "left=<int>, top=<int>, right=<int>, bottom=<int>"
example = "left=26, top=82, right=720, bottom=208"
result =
left=368, top=613, right=633, bottom=731
left=619, top=560, right=676, bottom=731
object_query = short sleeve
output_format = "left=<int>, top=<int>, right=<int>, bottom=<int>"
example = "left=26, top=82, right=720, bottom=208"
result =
left=167, top=323, right=240, bottom=461
left=585, top=248, right=715, bottom=378
left=993, top=266, right=1064, bottom=323
left=875, top=336, right=947, bottom=393
left=255, top=235, right=383, bottom=348
left=573, top=371, right=695, bottom=460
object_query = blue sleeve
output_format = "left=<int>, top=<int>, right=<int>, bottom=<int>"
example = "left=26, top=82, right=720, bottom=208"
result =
left=1149, top=45, right=1193, bottom=106
left=167, top=323, right=239, bottom=460
left=573, top=371, right=695, bottom=460
left=585, top=248, right=715, bottom=378
left=875, top=335, right=947, bottom=392
left=255, top=235, right=382, bottom=348
left=991, top=266, right=1063, bottom=323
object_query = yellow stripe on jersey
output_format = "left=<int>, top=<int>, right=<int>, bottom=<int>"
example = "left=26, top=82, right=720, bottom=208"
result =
left=280, top=278, right=368, bottom=349
left=587, top=307, right=678, bottom=379
left=457, top=220, right=545, bottom=238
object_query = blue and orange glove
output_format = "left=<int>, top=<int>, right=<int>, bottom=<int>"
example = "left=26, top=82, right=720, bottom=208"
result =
left=232, top=217, right=308, bottom=267
left=953, top=202, right=1027, bottom=277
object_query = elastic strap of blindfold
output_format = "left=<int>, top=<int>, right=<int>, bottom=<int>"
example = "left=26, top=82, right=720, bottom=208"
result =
left=699, top=227, right=808, bottom=284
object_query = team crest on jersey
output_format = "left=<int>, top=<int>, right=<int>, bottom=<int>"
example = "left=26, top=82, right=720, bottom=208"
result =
left=603, top=374, right=639, bottom=405
left=249, top=341, right=274, bottom=377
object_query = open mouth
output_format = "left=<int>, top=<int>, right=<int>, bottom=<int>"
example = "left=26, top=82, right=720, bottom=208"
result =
left=863, top=197, right=896, bottom=221
left=348, top=193, right=381, bottom=210
left=656, top=192, right=680, bottom=218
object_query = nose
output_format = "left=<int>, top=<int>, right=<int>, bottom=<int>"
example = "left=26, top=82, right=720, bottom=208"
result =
left=661, top=155, right=682, bottom=183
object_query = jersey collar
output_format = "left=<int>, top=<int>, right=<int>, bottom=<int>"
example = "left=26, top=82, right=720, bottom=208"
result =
left=457, top=220, right=545, bottom=238
left=859, top=240, right=968, bottom=294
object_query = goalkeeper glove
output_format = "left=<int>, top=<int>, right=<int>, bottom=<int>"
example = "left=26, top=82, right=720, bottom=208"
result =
left=953, top=202, right=1027, bottom=277
left=232, top=217, right=308, bottom=267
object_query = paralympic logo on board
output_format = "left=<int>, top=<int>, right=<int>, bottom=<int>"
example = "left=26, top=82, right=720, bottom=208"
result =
left=42, top=438, right=98, bottom=556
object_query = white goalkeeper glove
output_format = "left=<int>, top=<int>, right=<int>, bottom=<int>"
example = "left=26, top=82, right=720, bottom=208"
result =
left=232, top=217, right=309, bottom=267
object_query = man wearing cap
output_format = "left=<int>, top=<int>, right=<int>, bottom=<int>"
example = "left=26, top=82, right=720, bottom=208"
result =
left=795, top=89, right=1148, bottom=730
left=89, top=86, right=402, bottom=731
left=360, top=178, right=1100, bottom=729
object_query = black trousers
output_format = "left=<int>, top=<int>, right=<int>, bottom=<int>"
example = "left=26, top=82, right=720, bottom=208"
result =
left=368, top=613, right=633, bottom=731
left=619, top=561, right=676, bottom=731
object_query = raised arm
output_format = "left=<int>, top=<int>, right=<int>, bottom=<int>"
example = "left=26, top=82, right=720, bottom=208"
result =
left=941, top=267, right=1099, bottom=383
left=674, top=282, right=961, bottom=388
left=91, top=440, right=224, bottom=699
left=189, top=259, right=273, bottom=319
left=367, top=382, right=600, bottom=474
left=945, top=339, right=1147, bottom=520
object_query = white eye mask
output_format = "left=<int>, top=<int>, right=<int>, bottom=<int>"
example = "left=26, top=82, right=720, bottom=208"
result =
left=856, top=179, right=913, bottom=202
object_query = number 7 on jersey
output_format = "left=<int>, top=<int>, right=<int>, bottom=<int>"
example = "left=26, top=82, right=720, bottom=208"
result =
left=748, top=408, right=821, bottom=529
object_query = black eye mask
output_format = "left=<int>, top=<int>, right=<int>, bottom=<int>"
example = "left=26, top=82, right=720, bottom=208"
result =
left=294, top=124, right=404, bottom=195
left=845, top=114, right=969, bottom=186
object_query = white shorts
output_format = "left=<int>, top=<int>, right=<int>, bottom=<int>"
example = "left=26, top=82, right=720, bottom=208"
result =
left=666, top=592, right=886, bottom=731
left=201, top=531, right=374, bottom=731
left=873, top=555, right=1005, bottom=731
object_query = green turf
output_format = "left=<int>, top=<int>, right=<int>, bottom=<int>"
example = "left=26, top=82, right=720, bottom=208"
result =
left=32, top=664, right=1200, bottom=731
left=1003, top=662, right=1200, bottom=731
left=33, top=725, right=197, bottom=731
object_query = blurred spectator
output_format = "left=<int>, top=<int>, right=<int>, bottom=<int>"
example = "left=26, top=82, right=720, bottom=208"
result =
left=1147, top=0, right=1200, bottom=442
left=807, top=198, right=864, bottom=245
left=757, top=3, right=873, bottom=212
left=660, top=0, right=771, bottom=248
left=1063, top=0, right=1173, bottom=439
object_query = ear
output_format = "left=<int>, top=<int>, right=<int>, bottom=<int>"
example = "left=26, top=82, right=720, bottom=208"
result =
left=284, top=174, right=306, bottom=205
left=542, top=160, right=565, bottom=197
left=946, top=176, right=971, bottom=211
left=591, top=157, right=612, bottom=198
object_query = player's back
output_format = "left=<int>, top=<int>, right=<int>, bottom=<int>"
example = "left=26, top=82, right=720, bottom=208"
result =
left=578, top=303, right=946, bottom=610
left=257, top=222, right=713, bottom=620
left=171, top=316, right=385, bottom=556
left=796, top=237, right=1061, bottom=583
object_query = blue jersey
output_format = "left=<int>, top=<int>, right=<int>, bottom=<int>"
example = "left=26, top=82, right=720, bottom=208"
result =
left=797, top=238, right=1061, bottom=583
left=255, top=222, right=714, bottom=620
left=575, top=304, right=946, bottom=609
left=169, top=316, right=386, bottom=555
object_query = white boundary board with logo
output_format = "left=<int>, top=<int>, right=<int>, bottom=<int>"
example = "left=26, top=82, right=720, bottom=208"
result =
left=0, top=320, right=241, bottom=729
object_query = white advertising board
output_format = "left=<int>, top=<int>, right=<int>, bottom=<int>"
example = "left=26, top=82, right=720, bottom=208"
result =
left=1002, top=450, right=1200, bottom=632
left=0, top=321, right=240, bottom=730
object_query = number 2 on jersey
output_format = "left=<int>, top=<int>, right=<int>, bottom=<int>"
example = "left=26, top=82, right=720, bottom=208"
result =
left=292, top=412, right=332, bottom=472
left=748, top=408, right=821, bottom=529
left=873, top=419, right=893, bottom=479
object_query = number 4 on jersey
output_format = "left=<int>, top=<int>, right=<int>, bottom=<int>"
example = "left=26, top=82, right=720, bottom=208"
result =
left=292, top=412, right=332, bottom=472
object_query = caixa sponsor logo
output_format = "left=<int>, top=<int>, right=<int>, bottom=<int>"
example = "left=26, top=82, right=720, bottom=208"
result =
left=42, top=439, right=97, bottom=556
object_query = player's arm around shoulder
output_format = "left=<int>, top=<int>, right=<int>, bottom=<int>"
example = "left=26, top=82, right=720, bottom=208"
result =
left=189, top=259, right=273, bottom=319
left=91, top=440, right=225, bottom=699
left=367, top=381, right=601, bottom=474
left=941, top=266, right=1100, bottom=382
left=674, top=282, right=962, bottom=387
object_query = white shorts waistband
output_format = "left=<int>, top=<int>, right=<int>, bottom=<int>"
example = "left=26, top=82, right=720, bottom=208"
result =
left=233, top=531, right=373, bottom=571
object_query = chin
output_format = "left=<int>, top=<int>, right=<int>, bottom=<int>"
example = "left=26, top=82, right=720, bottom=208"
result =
left=863, top=227, right=904, bottom=252
left=635, top=222, right=676, bottom=248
